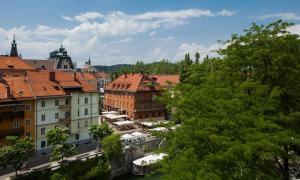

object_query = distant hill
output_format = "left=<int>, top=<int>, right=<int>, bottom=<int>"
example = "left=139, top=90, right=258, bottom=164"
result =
left=93, top=64, right=134, bottom=73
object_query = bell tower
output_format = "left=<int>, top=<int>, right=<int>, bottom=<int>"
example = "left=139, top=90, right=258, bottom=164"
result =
left=10, top=35, right=19, bottom=57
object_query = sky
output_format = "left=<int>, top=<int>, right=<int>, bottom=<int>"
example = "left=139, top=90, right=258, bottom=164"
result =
left=0, top=0, right=300, bottom=66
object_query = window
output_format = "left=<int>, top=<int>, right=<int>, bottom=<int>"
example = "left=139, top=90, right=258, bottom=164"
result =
left=84, top=121, right=88, bottom=127
left=41, top=114, right=45, bottom=121
left=85, top=97, right=88, bottom=104
left=64, top=64, right=68, bottom=69
left=78, top=98, right=80, bottom=105
left=25, top=104, right=31, bottom=111
left=13, top=120, right=19, bottom=128
left=41, top=141, right=46, bottom=148
left=41, top=128, right=45, bottom=135
left=41, top=101, right=46, bottom=107
left=55, top=113, right=59, bottom=119
left=77, top=110, right=80, bottom=117
left=77, top=122, right=80, bottom=128
left=55, top=100, right=59, bottom=106
left=26, top=132, right=31, bottom=137
left=84, top=109, right=88, bottom=115
left=75, top=134, right=80, bottom=140
left=26, top=119, right=31, bottom=126
left=65, top=99, right=69, bottom=105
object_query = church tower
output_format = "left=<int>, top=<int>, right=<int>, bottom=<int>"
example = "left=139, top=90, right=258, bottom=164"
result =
left=10, top=35, right=19, bottom=57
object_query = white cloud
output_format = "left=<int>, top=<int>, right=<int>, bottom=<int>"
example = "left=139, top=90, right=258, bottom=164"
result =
left=175, top=42, right=227, bottom=61
left=74, top=12, right=103, bottom=22
left=217, top=9, right=236, bottom=16
left=0, top=8, right=236, bottom=66
left=257, top=12, right=300, bottom=20
left=288, top=24, right=300, bottom=35
left=149, top=31, right=157, bottom=36
left=152, top=36, right=174, bottom=42
left=132, top=9, right=215, bottom=20
left=61, top=14, right=73, bottom=21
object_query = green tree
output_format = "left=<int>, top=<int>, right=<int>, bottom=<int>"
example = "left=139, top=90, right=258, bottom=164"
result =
left=102, top=134, right=122, bottom=160
left=46, top=127, right=76, bottom=161
left=89, top=122, right=113, bottom=150
left=0, top=136, right=34, bottom=176
left=195, top=52, right=200, bottom=64
left=160, top=20, right=300, bottom=180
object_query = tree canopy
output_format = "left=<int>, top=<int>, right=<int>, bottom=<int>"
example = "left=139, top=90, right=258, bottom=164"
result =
left=0, top=136, right=34, bottom=176
left=46, top=127, right=76, bottom=161
left=160, top=20, right=300, bottom=180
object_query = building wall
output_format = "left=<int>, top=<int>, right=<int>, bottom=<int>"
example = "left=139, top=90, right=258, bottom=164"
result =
left=36, top=97, right=71, bottom=151
left=104, top=90, right=135, bottom=119
left=69, top=92, right=99, bottom=143
left=104, top=90, right=166, bottom=120
left=0, top=100, right=35, bottom=146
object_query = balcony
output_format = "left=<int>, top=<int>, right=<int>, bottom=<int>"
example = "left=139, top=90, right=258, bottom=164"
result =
left=59, top=116, right=71, bottom=124
left=0, top=127, right=24, bottom=136
left=134, top=103, right=165, bottom=112
left=0, top=111, right=24, bottom=119
left=59, top=104, right=71, bottom=111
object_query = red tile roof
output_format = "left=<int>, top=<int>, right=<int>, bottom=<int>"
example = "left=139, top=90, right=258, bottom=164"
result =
left=0, top=57, right=34, bottom=70
left=105, top=74, right=179, bottom=92
left=76, top=72, right=97, bottom=81
left=26, top=71, right=66, bottom=97
left=0, top=76, right=35, bottom=101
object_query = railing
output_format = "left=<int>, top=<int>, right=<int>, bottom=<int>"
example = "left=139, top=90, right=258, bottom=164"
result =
left=134, top=103, right=165, bottom=112
left=0, top=111, right=24, bottom=118
left=58, top=105, right=71, bottom=110
left=0, top=127, right=24, bottom=136
left=59, top=116, right=71, bottom=123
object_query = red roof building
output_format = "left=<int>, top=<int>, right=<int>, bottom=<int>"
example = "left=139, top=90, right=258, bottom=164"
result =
left=104, top=73, right=179, bottom=120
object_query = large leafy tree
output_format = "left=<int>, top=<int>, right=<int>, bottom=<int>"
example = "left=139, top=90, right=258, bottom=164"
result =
left=0, top=136, right=34, bottom=176
left=160, top=20, right=300, bottom=180
left=89, top=122, right=113, bottom=150
left=102, top=134, right=122, bottom=161
left=46, top=127, right=76, bottom=161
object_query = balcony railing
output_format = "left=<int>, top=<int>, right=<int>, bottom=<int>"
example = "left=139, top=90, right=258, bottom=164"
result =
left=59, top=116, right=71, bottom=124
left=0, top=127, right=24, bottom=136
left=0, top=111, right=24, bottom=119
left=134, top=103, right=165, bottom=112
left=58, top=105, right=71, bottom=110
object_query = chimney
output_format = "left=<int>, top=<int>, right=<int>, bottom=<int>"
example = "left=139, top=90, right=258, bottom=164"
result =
left=73, top=72, right=77, bottom=81
left=50, top=71, right=55, bottom=81
left=124, top=72, right=127, bottom=78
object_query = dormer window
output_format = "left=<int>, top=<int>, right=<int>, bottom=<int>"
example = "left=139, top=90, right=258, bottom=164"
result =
left=8, top=65, right=14, bottom=69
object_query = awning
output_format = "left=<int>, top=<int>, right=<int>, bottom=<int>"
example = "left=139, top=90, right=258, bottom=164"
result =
left=133, top=153, right=167, bottom=166
left=113, top=120, right=134, bottom=126
left=150, top=127, right=168, bottom=132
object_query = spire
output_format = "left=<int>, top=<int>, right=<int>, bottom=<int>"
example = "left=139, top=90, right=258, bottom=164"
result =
left=88, top=57, right=91, bottom=65
left=10, top=35, right=19, bottom=57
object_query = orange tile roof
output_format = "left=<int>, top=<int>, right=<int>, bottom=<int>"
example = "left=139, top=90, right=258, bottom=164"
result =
left=0, top=57, right=34, bottom=70
left=53, top=71, right=81, bottom=88
left=105, top=74, right=179, bottom=92
left=26, top=71, right=66, bottom=97
left=0, top=76, right=34, bottom=101
left=76, top=72, right=97, bottom=81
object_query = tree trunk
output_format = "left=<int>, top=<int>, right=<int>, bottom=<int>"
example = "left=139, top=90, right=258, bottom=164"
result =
left=283, top=146, right=289, bottom=180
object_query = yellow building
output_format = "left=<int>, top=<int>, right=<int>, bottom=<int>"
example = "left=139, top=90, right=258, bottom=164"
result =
left=0, top=75, right=35, bottom=145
